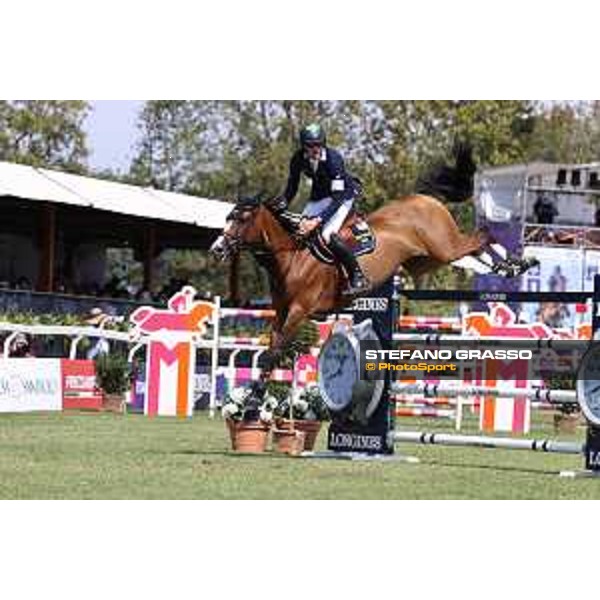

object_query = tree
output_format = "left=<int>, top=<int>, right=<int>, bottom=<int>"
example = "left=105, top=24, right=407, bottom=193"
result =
left=129, top=100, right=539, bottom=299
left=0, top=100, right=90, bottom=172
left=525, top=101, right=600, bottom=164
left=129, top=101, right=218, bottom=191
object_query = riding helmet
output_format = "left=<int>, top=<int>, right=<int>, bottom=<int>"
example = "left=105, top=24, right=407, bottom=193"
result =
left=299, top=123, right=326, bottom=147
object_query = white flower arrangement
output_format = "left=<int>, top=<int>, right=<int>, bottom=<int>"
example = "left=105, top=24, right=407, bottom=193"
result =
left=259, top=394, right=279, bottom=424
left=221, top=386, right=279, bottom=424
left=275, top=383, right=329, bottom=421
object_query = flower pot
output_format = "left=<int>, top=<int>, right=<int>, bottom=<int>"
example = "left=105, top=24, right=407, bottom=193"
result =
left=277, top=419, right=322, bottom=451
left=553, top=412, right=581, bottom=435
left=272, top=428, right=306, bottom=456
left=103, top=392, right=126, bottom=414
left=227, top=420, right=270, bottom=453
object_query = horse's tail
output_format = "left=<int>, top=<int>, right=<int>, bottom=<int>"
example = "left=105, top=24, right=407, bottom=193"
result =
left=415, top=140, right=476, bottom=203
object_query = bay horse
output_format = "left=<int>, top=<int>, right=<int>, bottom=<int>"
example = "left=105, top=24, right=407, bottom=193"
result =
left=210, top=193, right=535, bottom=365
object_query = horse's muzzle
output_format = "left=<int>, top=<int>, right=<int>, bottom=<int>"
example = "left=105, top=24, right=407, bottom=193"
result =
left=209, top=235, right=230, bottom=261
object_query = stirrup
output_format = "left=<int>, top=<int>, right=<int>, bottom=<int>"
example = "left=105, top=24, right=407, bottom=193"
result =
left=342, top=273, right=369, bottom=296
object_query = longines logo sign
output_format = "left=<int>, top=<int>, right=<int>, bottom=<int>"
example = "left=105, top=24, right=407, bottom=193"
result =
left=480, top=292, right=508, bottom=302
left=351, top=297, right=389, bottom=312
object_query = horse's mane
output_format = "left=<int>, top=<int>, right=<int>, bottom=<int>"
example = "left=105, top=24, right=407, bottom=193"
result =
left=415, top=141, right=476, bottom=203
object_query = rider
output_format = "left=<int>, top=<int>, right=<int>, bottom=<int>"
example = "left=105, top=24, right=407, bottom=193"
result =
left=270, top=123, right=368, bottom=295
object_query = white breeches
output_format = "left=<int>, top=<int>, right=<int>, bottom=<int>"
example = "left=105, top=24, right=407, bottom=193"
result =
left=302, top=197, right=354, bottom=242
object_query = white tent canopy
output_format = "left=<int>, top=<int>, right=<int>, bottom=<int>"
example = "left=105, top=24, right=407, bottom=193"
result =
left=0, top=161, right=233, bottom=229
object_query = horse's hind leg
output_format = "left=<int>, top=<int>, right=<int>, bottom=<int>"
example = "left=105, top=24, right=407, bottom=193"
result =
left=421, top=228, right=489, bottom=266
left=416, top=219, right=539, bottom=278
left=416, top=227, right=511, bottom=276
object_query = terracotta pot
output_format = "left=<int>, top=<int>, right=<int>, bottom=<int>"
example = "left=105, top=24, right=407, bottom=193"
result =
left=272, top=428, right=306, bottom=456
left=277, top=419, right=322, bottom=451
left=103, top=392, right=126, bottom=413
left=553, top=412, right=581, bottom=435
left=227, top=420, right=270, bottom=453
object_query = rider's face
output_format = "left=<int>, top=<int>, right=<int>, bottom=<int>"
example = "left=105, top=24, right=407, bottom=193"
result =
left=304, top=143, right=322, bottom=161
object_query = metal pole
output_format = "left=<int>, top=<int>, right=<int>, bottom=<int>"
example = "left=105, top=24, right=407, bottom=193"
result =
left=209, top=296, right=221, bottom=419
left=391, top=382, right=577, bottom=404
left=593, top=274, right=600, bottom=336
left=70, top=335, right=83, bottom=360
left=392, top=431, right=583, bottom=455
left=3, top=331, right=19, bottom=358
left=390, top=274, right=402, bottom=438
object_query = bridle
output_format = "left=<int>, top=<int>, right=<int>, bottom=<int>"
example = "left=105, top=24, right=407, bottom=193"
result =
left=220, top=204, right=260, bottom=254
left=215, top=203, right=301, bottom=259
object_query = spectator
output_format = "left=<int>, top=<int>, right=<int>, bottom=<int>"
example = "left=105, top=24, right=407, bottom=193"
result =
left=533, top=193, right=559, bottom=225
left=136, top=288, right=154, bottom=303
left=537, top=302, right=569, bottom=328
left=15, top=276, right=32, bottom=290
left=83, top=307, right=111, bottom=359
left=548, top=266, right=567, bottom=293
left=9, top=333, right=33, bottom=357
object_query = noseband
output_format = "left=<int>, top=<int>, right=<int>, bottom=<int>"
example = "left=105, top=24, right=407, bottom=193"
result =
left=220, top=205, right=259, bottom=253
left=219, top=203, right=300, bottom=258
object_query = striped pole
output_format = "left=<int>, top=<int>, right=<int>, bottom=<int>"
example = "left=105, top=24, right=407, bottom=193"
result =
left=391, top=382, right=577, bottom=405
left=391, top=431, right=583, bottom=455
left=394, top=397, right=465, bottom=407
left=395, top=408, right=456, bottom=419
left=398, top=316, right=461, bottom=333
left=391, top=333, right=581, bottom=345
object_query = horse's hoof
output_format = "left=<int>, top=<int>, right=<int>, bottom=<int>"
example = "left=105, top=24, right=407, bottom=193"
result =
left=514, top=258, right=539, bottom=276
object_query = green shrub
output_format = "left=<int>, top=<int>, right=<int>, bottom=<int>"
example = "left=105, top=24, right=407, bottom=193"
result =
left=95, top=353, right=132, bottom=395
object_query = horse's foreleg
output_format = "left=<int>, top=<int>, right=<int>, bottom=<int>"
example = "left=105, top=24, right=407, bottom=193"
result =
left=274, top=303, right=308, bottom=353
left=262, top=303, right=308, bottom=379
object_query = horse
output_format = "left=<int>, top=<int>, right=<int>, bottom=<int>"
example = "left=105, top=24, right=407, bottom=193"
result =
left=210, top=193, right=535, bottom=366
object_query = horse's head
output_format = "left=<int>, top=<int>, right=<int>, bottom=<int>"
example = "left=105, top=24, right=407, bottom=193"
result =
left=210, top=195, right=266, bottom=261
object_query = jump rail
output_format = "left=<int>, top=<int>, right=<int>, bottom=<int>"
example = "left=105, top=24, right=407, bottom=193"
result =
left=391, top=382, right=578, bottom=405
left=391, top=431, right=584, bottom=455
left=398, top=289, right=595, bottom=303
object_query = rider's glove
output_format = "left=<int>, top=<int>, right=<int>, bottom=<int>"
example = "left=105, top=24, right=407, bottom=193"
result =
left=266, top=196, right=288, bottom=214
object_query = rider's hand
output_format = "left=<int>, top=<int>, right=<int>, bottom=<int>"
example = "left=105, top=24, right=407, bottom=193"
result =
left=298, top=217, right=322, bottom=237
left=267, top=196, right=287, bottom=213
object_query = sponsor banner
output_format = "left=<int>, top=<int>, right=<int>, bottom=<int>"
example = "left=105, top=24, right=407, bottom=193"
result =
left=61, top=360, right=103, bottom=410
left=145, top=338, right=195, bottom=417
left=350, top=297, right=389, bottom=312
left=584, top=250, right=600, bottom=291
left=132, top=375, right=146, bottom=411
left=130, top=288, right=214, bottom=418
left=0, top=358, right=62, bottom=413
left=521, top=246, right=583, bottom=328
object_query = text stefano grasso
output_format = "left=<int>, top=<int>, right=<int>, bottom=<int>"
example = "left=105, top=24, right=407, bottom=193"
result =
left=363, top=348, right=534, bottom=360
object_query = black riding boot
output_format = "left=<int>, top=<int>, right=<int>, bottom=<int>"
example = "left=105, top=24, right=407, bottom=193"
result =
left=328, top=233, right=369, bottom=295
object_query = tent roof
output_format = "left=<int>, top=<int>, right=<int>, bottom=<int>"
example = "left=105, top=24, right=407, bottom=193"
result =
left=0, top=160, right=232, bottom=229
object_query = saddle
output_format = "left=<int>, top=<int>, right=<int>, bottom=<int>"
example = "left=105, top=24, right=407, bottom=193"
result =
left=307, top=212, right=377, bottom=265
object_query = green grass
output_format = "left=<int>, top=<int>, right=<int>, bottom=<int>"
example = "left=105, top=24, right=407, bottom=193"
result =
left=1, top=411, right=599, bottom=499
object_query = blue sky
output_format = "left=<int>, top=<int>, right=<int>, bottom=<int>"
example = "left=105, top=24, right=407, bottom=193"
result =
left=84, top=100, right=144, bottom=172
